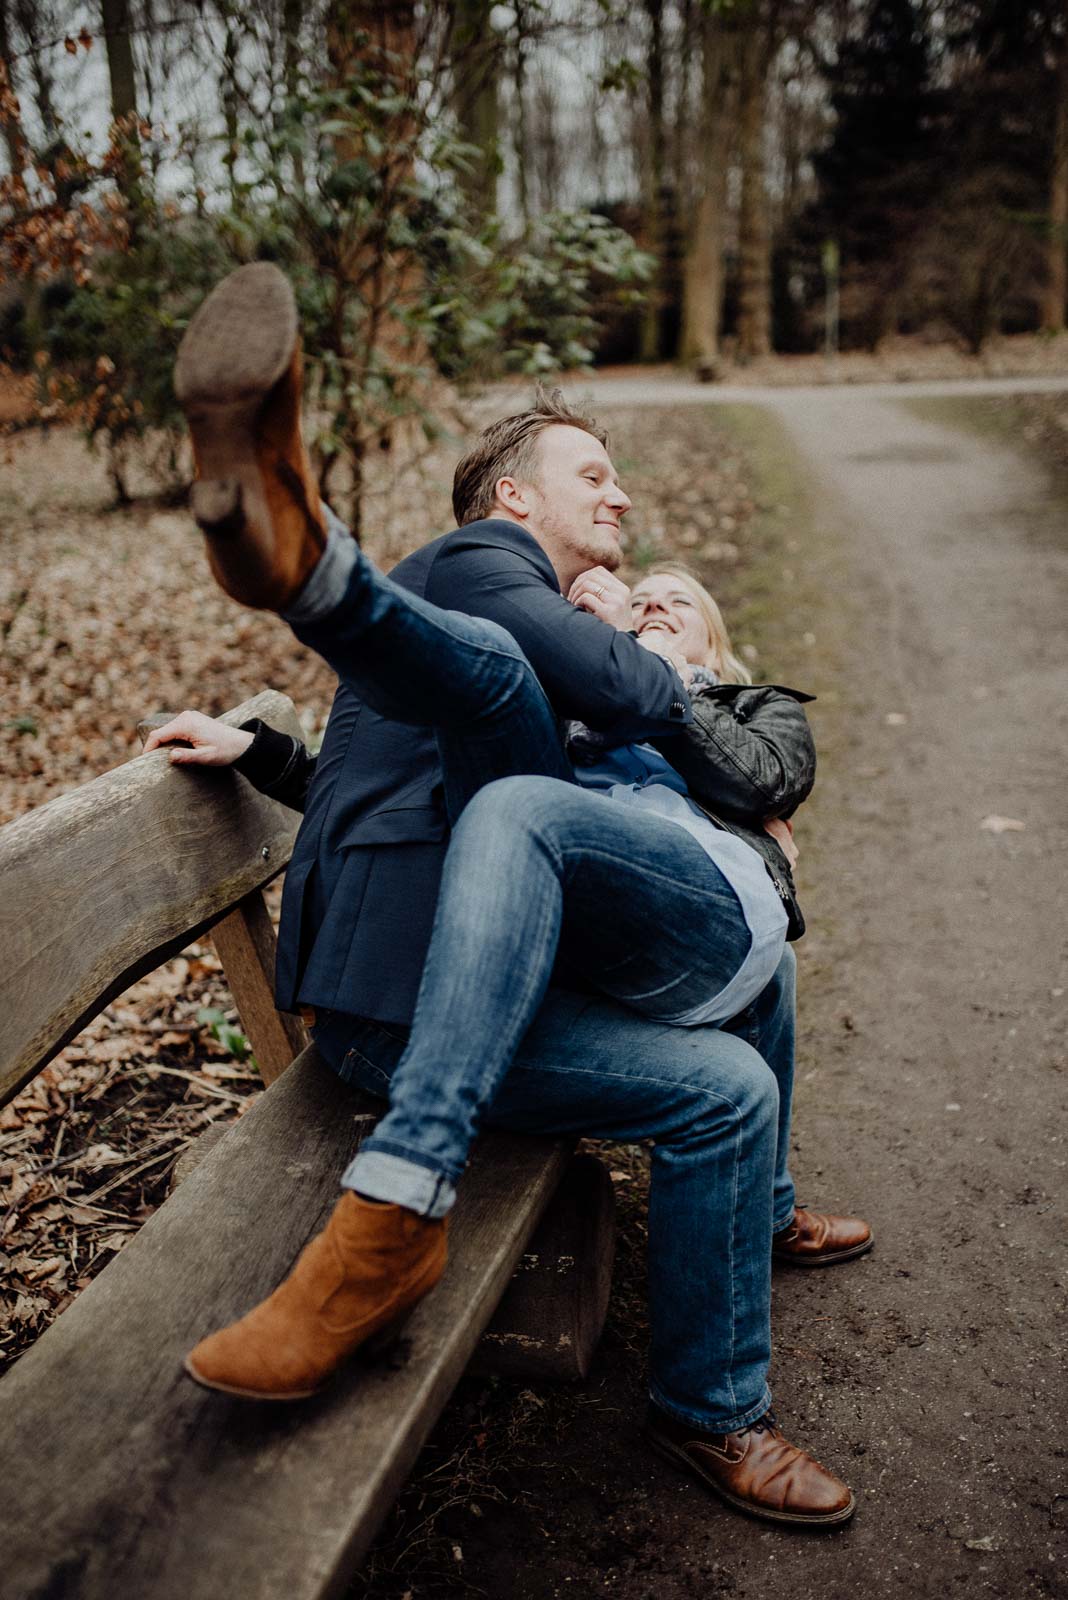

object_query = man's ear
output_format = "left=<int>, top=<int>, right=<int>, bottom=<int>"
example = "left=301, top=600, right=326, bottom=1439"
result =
left=495, top=475, right=532, bottom=520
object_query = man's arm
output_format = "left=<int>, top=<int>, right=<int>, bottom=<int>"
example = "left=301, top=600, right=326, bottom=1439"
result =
left=425, top=532, right=692, bottom=736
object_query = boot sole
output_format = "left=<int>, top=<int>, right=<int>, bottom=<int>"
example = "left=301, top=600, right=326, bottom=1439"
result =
left=181, top=1308, right=413, bottom=1403
left=644, top=1430, right=856, bottom=1528
left=772, top=1233, right=874, bottom=1269
left=180, top=1245, right=446, bottom=1403
left=174, top=263, right=298, bottom=544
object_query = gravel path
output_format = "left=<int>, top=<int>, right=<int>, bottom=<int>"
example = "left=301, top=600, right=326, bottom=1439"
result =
left=457, top=379, right=1068, bottom=1598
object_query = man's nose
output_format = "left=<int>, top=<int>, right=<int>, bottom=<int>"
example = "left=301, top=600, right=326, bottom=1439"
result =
left=606, top=483, right=631, bottom=513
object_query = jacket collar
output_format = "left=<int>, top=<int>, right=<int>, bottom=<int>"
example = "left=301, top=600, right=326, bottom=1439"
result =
left=452, top=517, right=562, bottom=592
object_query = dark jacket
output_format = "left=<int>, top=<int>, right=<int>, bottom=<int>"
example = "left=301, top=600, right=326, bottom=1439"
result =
left=250, top=519, right=692, bottom=1026
left=654, top=682, right=816, bottom=938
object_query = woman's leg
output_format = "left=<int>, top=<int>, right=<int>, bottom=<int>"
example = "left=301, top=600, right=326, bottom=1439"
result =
left=722, top=944, right=797, bottom=1232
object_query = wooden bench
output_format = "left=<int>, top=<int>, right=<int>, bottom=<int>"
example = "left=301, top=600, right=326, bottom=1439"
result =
left=0, top=691, right=615, bottom=1600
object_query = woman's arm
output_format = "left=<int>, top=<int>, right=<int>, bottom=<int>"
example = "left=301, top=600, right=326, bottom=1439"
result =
left=143, top=711, right=316, bottom=814
left=656, top=684, right=816, bottom=823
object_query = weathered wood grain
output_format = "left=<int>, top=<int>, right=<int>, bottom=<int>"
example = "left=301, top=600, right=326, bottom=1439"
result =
left=0, top=1046, right=571, bottom=1600
left=210, top=889, right=308, bottom=1083
left=471, top=1152, right=616, bottom=1382
left=0, top=690, right=304, bottom=1106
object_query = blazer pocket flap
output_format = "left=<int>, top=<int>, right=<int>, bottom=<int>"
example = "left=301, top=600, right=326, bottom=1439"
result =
left=340, top=805, right=448, bottom=848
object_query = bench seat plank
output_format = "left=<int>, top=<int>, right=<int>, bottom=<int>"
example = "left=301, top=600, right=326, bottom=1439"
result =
left=0, top=1046, right=569, bottom=1600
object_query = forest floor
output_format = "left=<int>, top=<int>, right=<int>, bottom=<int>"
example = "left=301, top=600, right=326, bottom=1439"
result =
left=1, top=375, right=1066, bottom=1598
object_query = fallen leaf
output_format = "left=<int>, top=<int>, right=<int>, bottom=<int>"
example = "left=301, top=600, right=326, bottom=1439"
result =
left=979, top=815, right=1025, bottom=833
left=11, top=1292, right=50, bottom=1323
left=964, top=1535, right=999, bottom=1552
left=77, top=1143, right=128, bottom=1170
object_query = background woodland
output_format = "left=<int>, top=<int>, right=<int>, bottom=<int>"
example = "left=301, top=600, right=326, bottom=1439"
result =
left=2, top=0, right=1067, bottom=523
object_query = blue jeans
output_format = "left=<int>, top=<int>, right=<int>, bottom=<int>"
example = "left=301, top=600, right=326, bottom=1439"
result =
left=289, top=525, right=797, bottom=1431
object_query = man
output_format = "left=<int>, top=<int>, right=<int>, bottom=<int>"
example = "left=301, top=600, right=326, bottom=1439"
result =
left=160, top=262, right=871, bottom=1529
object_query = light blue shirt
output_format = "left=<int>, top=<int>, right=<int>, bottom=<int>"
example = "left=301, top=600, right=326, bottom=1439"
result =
left=573, top=742, right=787, bottom=1026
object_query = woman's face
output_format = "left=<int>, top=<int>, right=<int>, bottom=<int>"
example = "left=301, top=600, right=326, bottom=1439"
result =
left=630, top=573, right=714, bottom=667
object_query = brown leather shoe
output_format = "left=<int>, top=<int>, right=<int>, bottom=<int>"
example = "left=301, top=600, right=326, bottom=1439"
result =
left=772, top=1206, right=873, bottom=1268
left=644, top=1403, right=855, bottom=1528
left=174, top=262, right=327, bottom=612
left=184, top=1192, right=447, bottom=1400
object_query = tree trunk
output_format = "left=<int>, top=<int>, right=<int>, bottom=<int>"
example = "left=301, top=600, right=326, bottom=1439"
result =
left=736, top=14, right=772, bottom=362
left=0, top=0, right=29, bottom=176
left=512, top=0, right=530, bottom=223
left=679, top=11, right=739, bottom=370
left=1043, top=43, right=1068, bottom=332
left=323, top=0, right=421, bottom=533
left=449, top=0, right=500, bottom=217
left=13, top=0, right=58, bottom=144
left=639, top=0, right=667, bottom=362
left=282, top=0, right=306, bottom=193
left=100, top=0, right=143, bottom=226
left=221, top=9, right=243, bottom=216
left=101, top=0, right=137, bottom=120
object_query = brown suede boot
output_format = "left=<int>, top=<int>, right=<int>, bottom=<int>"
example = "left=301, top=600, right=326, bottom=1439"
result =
left=184, top=1193, right=448, bottom=1400
left=174, top=262, right=327, bottom=612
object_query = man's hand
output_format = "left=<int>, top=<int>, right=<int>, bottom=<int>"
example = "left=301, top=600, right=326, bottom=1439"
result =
left=764, top=816, right=799, bottom=869
left=143, top=711, right=254, bottom=767
left=568, top=567, right=632, bottom=631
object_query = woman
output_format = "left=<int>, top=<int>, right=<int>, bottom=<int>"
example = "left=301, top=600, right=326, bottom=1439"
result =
left=623, top=562, right=814, bottom=939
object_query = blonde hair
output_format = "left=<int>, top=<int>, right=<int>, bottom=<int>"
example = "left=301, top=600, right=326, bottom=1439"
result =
left=638, top=562, right=753, bottom=685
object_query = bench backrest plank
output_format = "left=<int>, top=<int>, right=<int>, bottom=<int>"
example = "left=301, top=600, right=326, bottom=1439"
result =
left=0, top=690, right=304, bottom=1106
left=0, top=1045, right=569, bottom=1600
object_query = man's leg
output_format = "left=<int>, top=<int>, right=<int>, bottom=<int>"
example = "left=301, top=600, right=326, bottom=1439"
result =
left=723, top=948, right=874, bottom=1268
left=327, top=987, right=854, bottom=1528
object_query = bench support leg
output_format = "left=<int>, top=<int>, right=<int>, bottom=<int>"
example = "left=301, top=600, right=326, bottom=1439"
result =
left=469, top=1153, right=616, bottom=1383
left=211, top=889, right=308, bottom=1084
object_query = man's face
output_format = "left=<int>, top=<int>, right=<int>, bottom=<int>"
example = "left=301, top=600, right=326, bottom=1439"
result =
left=517, top=425, right=632, bottom=583
left=629, top=572, right=713, bottom=668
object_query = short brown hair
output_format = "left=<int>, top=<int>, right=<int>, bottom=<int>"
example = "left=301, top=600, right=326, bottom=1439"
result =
left=452, top=386, right=608, bottom=527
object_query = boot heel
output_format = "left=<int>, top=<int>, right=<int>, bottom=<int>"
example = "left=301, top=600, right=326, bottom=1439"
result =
left=191, top=477, right=245, bottom=535
left=360, top=1314, right=410, bottom=1363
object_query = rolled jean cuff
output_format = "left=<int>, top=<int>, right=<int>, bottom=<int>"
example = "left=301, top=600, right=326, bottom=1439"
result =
left=648, top=1381, right=774, bottom=1439
left=282, top=505, right=358, bottom=624
left=341, top=1149, right=456, bottom=1219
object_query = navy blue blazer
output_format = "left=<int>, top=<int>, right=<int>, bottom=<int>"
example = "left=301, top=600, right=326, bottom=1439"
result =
left=275, top=518, right=692, bottom=1025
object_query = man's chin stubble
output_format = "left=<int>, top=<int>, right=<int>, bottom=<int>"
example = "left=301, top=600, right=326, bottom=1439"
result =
left=584, top=536, right=623, bottom=572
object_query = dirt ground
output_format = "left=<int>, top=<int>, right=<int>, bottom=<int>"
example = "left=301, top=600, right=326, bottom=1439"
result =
left=3, top=377, right=1067, bottom=1597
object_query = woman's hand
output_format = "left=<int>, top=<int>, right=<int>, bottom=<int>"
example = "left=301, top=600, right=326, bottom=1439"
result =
left=143, top=711, right=254, bottom=767
left=634, top=627, right=694, bottom=686
left=764, top=816, right=799, bottom=869
left=568, top=567, right=632, bottom=631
